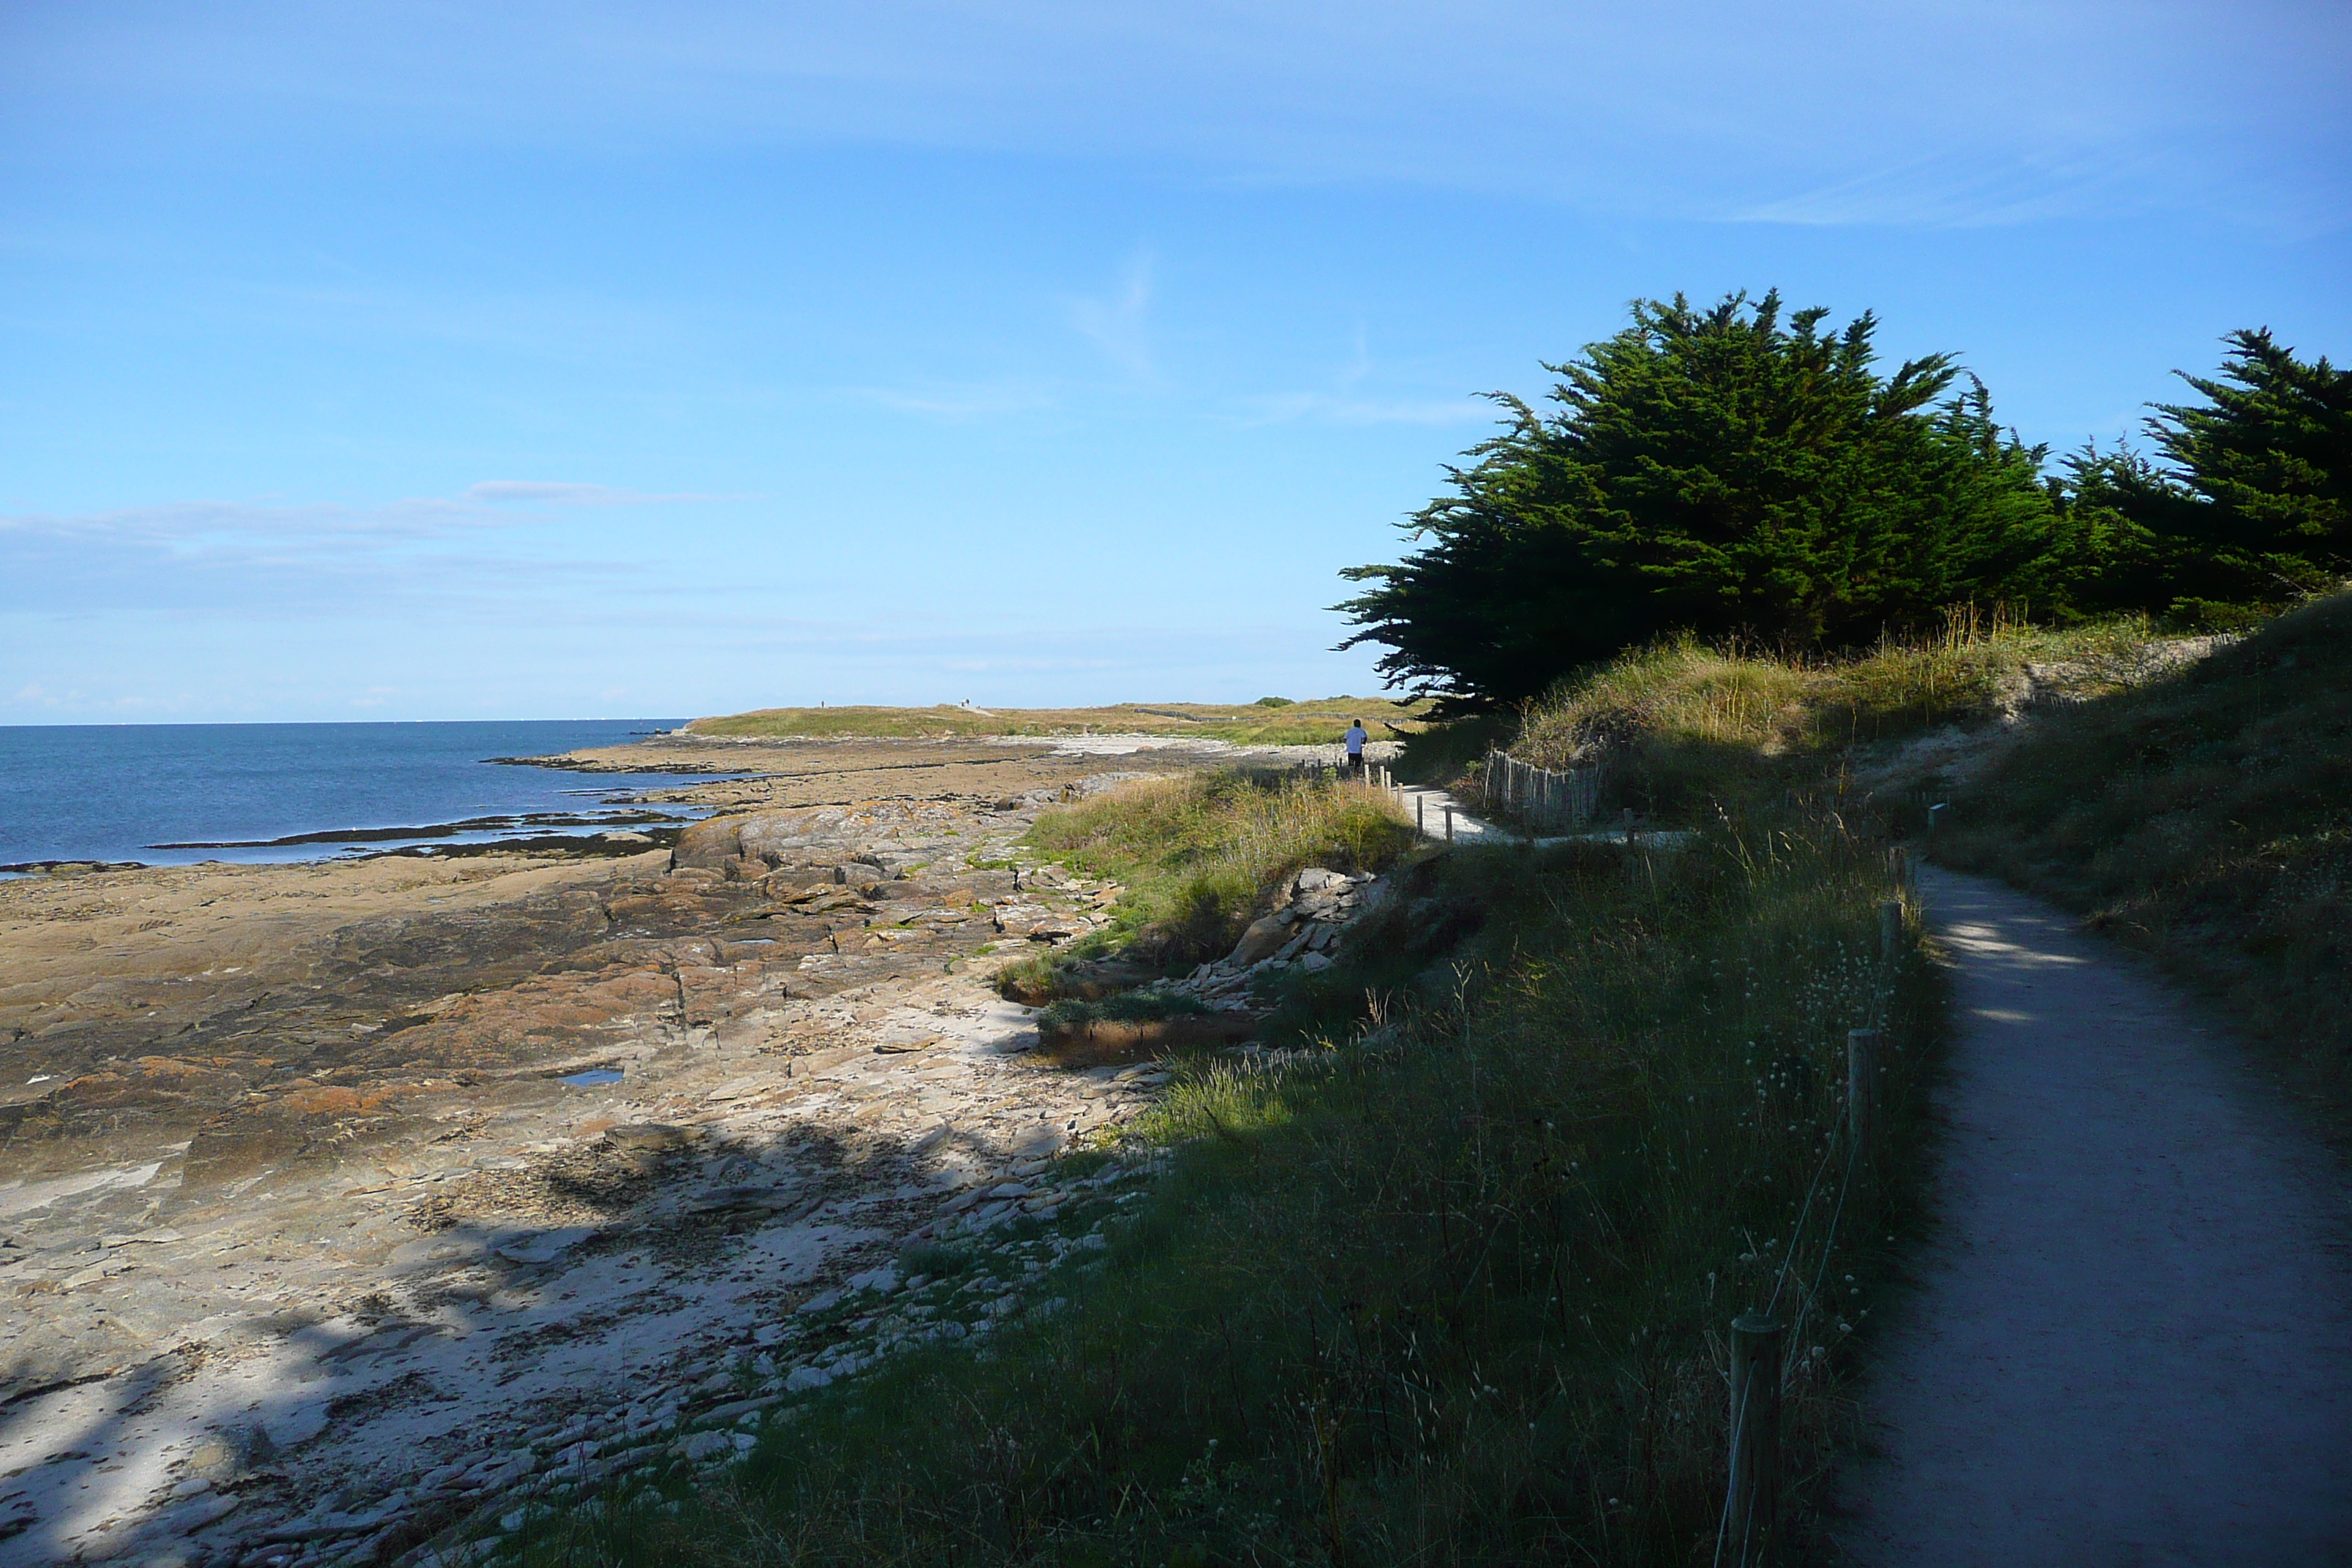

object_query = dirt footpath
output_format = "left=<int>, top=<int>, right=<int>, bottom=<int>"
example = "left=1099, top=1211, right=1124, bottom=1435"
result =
left=1836, top=867, right=2352, bottom=1565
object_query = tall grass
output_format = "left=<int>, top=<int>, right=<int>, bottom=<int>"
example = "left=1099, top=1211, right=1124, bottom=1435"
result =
left=1502, top=611, right=2165, bottom=820
left=1022, top=772, right=1417, bottom=967
left=517, top=812, right=1935, bottom=1567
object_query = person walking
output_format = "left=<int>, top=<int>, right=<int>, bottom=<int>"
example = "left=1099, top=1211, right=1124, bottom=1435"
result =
left=1343, top=717, right=1368, bottom=774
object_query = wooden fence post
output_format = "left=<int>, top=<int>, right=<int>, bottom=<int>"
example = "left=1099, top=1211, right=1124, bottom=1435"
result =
left=1444, top=804, right=1455, bottom=843
left=1878, top=900, right=1901, bottom=963
left=1727, top=1313, right=1786, bottom=1565
left=1847, top=1028, right=1881, bottom=1149
left=1417, top=796, right=1425, bottom=834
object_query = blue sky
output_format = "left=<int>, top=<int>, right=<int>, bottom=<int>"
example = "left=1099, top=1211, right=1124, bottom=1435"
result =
left=4, top=1, right=2345, bottom=723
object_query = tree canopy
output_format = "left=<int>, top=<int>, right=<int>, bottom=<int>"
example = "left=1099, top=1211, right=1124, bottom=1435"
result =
left=2062, top=328, right=2351, bottom=621
left=1337, top=292, right=2071, bottom=709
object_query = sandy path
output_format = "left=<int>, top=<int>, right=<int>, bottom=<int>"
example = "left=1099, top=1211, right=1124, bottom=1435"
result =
left=1836, top=867, right=2352, bottom=1565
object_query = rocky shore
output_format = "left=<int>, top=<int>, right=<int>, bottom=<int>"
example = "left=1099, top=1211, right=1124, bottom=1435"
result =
left=0, top=736, right=1322, bottom=1567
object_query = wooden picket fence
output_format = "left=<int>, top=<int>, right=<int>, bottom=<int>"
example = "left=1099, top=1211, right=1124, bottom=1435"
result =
left=1482, top=749, right=1602, bottom=831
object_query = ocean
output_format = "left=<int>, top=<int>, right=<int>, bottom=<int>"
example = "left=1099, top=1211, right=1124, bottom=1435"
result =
left=0, top=720, right=730, bottom=869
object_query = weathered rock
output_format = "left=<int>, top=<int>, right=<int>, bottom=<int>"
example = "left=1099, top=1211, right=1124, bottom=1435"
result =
left=603, top=1122, right=696, bottom=1153
left=670, top=817, right=745, bottom=870
left=1228, top=916, right=1290, bottom=967
left=675, top=1430, right=735, bottom=1461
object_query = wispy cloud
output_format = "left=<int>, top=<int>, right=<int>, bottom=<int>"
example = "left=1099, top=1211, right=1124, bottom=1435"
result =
left=1242, top=392, right=1490, bottom=427
left=1071, top=254, right=1156, bottom=380
left=1730, top=148, right=2163, bottom=230
left=18, top=3, right=2341, bottom=229
left=0, top=494, right=643, bottom=617
left=1243, top=329, right=1488, bottom=426
left=464, top=480, right=742, bottom=505
left=854, top=383, right=1057, bottom=420
left=0, top=495, right=502, bottom=545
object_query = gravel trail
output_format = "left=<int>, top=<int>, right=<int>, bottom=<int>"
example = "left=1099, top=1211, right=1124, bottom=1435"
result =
left=1836, top=867, right=2352, bottom=1565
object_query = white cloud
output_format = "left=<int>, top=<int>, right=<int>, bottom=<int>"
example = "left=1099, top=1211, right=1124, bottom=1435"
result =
left=854, top=383, right=1057, bottom=420
left=464, top=480, right=741, bottom=505
left=1071, top=255, right=1156, bottom=380
left=0, top=494, right=639, bottom=617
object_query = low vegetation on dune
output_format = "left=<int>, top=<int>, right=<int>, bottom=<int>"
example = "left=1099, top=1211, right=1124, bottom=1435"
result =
left=1937, top=592, right=2352, bottom=1115
left=1463, top=610, right=2180, bottom=825
left=1018, top=772, right=1417, bottom=973
left=683, top=697, right=1430, bottom=747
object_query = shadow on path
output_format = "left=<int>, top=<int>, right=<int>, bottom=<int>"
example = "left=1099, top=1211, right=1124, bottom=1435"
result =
left=1836, top=867, right=2352, bottom=1565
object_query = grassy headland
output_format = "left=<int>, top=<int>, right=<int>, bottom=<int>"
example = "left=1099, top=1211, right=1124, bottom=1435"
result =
left=685, top=697, right=1432, bottom=747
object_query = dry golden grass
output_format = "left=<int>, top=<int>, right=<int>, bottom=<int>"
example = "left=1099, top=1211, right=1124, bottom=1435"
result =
left=1510, top=610, right=2163, bottom=772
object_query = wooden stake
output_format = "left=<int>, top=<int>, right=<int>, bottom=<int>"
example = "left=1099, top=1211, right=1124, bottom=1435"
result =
left=1879, top=900, right=1901, bottom=962
left=1727, top=1313, right=1786, bottom=1565
left=1847, top=1028, right=1882, bottom=1148
left=1444, top=804, right=1454, bottom=843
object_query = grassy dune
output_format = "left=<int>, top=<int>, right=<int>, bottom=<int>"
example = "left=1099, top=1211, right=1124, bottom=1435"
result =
left=1937, top=592, right=2352, bottom=1115
left=1483, top=611, right=2180, bottom=822
left=684, top=696, right=1431, bottom=747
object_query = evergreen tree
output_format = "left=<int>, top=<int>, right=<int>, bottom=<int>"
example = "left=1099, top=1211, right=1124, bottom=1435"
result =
left=2063, top=329, right=2351, bottom=620
left=1338, top=292, right=2070, bottom=709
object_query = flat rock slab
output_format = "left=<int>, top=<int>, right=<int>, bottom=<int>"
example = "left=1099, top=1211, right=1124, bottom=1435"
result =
left=1837, top=867, right=2352, bottom=1565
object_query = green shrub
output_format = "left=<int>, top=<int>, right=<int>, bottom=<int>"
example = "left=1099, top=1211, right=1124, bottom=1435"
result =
left=1338, top=290, right=2073, bottom=709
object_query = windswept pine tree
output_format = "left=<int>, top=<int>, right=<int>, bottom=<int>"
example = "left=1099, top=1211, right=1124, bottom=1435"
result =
left=2062, top=329, right=2351, bottom=622
left=1337, top=291, right=2074, bottom=709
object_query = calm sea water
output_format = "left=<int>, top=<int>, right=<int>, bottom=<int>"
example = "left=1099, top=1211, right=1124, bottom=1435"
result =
left=0, top=720, right=730, bottom=869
